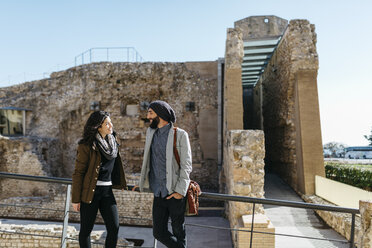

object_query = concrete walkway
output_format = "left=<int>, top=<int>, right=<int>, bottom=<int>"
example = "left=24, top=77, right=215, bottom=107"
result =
left=264, top=173, right=350, bottom=248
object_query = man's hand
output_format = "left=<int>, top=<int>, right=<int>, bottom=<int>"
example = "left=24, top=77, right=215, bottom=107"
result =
left=166, top=192, right=183, bottom=200
left=72, top=203, right=80, bottom=212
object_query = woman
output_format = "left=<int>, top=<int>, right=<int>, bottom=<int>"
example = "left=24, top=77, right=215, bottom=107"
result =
left=72, top=111, right=127, bottom=248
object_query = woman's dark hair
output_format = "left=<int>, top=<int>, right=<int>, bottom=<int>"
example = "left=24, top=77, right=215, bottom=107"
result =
left=79, top=111, right=110, bottom=145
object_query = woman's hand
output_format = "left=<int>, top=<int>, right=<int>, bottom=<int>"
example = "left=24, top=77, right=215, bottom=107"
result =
left=72, top=203, right=80, bottom=212
left=166, top=192, right=183, bottom=200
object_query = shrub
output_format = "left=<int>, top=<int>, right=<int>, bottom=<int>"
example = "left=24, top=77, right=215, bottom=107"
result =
left=325, top=163, right=372, bottom=191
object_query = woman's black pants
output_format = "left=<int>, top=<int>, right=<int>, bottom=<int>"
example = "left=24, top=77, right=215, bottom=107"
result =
left=79, top=186, right=119, bottom=248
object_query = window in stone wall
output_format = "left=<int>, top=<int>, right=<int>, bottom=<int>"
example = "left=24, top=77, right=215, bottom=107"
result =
left=0, top=107, right=29, bottom=136
left=140, top=101, right=150, bottom=111
left=126, top=104, right=139, bottom=116
left=90, top=101, right=100, bottom=111
left=185, top=102, right=195, bottom=112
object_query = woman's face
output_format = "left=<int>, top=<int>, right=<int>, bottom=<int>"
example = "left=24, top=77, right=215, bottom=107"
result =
left=98, top=117, right=113, bottom=138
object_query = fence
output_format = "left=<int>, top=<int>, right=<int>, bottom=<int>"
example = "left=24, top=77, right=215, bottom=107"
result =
left=74, top=47, right=144, bottom=66
left=0, top=47, right=144, bottom=87
left=0, top=172, right=359, bottom=248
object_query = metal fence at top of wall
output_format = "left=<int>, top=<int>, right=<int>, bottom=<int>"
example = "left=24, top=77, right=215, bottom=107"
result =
left=74, top=47, right=144, bottom=66
left=0, top=172, right=360, bottom=248
left=0, top=47, right=144, bottom=87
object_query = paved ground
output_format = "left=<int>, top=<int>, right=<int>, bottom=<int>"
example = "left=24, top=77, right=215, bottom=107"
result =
left=0, top=210, right=232, bottom=248
left=264, top=173, right=350, bottom=248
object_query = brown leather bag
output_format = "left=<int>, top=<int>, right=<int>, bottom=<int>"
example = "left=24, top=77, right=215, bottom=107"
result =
left=173, top=127, right=201, bottom=216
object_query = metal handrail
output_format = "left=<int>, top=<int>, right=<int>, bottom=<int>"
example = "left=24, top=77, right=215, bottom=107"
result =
left=0, top=171, right=360, bottom=213
left=0, top=172, right=359, bottom=248
left=200, top=192, right=360, bottom=214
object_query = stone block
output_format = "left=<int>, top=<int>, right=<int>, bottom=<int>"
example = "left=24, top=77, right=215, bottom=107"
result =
left=236, top=214, right=275, bottom=248
left=360, top=200, right=372, bottom=248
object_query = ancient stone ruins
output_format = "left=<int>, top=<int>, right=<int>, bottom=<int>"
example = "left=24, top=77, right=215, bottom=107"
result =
left=0, top=15, right=371, bottom=247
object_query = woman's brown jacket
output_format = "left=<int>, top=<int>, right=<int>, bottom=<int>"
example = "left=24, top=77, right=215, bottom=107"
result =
left=71, top=142, right=127, bottom=204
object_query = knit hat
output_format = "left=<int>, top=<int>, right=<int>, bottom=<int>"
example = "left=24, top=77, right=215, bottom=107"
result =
left=148, top=100, right=176, bottom=123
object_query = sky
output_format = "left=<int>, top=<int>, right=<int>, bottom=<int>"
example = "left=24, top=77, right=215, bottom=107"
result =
left=0, top=0, right=371, bottom=146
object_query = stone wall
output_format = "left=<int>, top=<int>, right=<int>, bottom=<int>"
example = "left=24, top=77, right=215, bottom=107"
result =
left=256, top=19, right=324, bottom=194
left=0, top=62, right=218, bottom=189
left=234, top=15, right=288, bottom=40
left=0, top=223, right=133, bottom=247
left=0, top=136, right=153, bottom=226
left=0, top=185, right=153, bottom=226
left=360, top=200, right=372, bottom=248
left=224, top=130, right=267, bottom=247
left=223, top=28, right=244, bottom=133
left=303, top=195, right=362, bottom=246
left=0, top=136, right=63, bottom=200
left=0, top=61, right=219, bottom=224
left=303, top=196, right=372, bottom=248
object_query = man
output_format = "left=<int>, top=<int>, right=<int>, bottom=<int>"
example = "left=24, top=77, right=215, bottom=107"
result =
left=139, top=100, right=192, bottom=248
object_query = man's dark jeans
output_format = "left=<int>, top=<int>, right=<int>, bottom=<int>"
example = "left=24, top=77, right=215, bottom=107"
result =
left=79, top=186, right=119, bottom=248
left=153, top=196, right=187, bottom=248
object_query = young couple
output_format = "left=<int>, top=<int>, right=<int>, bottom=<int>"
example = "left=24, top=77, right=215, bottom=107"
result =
left=71, top=100, right=192, bottom=248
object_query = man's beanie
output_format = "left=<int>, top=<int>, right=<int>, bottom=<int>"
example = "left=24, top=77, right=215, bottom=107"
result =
left=148, top=100, right=176, bottom=123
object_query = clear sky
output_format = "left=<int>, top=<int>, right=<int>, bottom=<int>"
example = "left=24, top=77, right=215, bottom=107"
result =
left=0, top=0, right=371, bottom=146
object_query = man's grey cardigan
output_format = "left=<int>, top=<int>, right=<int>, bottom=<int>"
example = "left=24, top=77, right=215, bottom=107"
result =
left=139, top=124, right=192, bottom=196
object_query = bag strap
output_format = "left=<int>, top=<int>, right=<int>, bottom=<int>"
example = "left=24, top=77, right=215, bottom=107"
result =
left=173, top=127, right=181, bottom=167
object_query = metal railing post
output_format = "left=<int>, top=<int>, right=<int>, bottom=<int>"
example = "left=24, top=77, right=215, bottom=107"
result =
left=154, top=238, right=157, bottom=248
left=250, top=203, right=255, bottom=248
left=61, top=184, right=71, bottom=248
left=350, top=213, right=356, bottom=248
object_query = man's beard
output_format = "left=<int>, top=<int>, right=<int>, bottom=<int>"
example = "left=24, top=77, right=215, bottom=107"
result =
left=149, top=116, right=160, bottom=129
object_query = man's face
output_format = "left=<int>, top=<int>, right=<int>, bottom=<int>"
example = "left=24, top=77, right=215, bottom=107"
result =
left=147, top=108, right=159, bottom=129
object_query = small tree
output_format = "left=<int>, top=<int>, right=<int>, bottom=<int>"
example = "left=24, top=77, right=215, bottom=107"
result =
left=323, top=142, right=346, bottom=157
left=364, top=127, right=372, bottom=146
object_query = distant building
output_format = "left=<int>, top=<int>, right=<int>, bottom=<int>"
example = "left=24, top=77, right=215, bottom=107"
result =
left=345, top=146, right=372, bottom=159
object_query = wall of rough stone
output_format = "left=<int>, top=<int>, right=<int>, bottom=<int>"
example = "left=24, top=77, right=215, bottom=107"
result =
left=0, top=61, right=218, bottom=224
left=223, top=28, right=244, bottom=133
left=359, top=200, right=372, bottom=248
left=0, top=223, right=133, bottom=247
left=2, top=61, right=219, bottom=179
left=255, top=19, right=324, bottom=194
left=0, top=60, right=218, bottom=184
left=224, top=130, right=266, bottom=246
left=0, top=136, right=63, bottom=200
left=234, top=15, right=287, bottom=40
left=0, top=186, right=153, bottom=226
left=303, top=195, right=363, bottom=247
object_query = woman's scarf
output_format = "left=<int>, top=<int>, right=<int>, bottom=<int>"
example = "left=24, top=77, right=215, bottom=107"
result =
left=95, top=133, right=118, bottom=160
